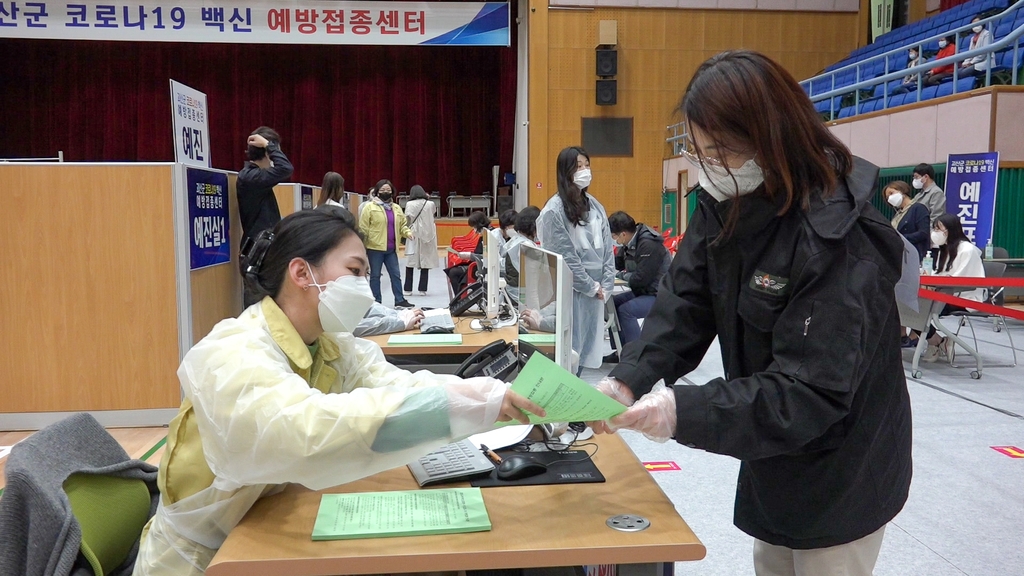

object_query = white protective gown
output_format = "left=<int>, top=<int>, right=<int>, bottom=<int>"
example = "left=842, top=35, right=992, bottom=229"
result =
left=537, top=194, right=616, bottom=369
left=133, top=298, right=504, bottom=575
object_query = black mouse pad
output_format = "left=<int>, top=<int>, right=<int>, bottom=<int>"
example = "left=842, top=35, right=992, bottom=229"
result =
left=470, top=449, right=605, bottom=487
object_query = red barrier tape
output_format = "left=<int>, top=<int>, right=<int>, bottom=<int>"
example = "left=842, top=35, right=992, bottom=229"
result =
left=918, top=288, right=1024, bottom=323
left=920, top=276, right=1024, bottom=288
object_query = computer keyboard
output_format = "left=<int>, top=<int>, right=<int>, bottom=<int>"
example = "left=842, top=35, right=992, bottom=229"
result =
left=420, top=308, right=456, bottom=332
left=407, top=439, right=495, bottom=487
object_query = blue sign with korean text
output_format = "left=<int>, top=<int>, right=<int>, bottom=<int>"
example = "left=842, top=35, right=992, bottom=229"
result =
left=300, top=185, right=314, bottom=210
left=187, top=167, right=230, bottom=270
left=945, top=152, right=1000, bottom=248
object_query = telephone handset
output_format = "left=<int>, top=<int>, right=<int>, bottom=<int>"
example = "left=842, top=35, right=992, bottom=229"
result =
left=449, top=281, right=486, bottom=317
left=454, top=339, right=518, bottom=381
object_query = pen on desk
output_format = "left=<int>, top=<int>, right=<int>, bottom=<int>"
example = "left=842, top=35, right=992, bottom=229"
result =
left=480, top=444, right=502, bottom=465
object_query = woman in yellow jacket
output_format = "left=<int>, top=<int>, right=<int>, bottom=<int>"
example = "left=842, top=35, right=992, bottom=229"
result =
left=132, top=206, right=543, bottom=576
left=359, top=179, right=415, bottom=308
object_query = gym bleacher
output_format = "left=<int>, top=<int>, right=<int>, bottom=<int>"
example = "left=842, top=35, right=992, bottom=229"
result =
left=802, top=0, right=1024, bottom=119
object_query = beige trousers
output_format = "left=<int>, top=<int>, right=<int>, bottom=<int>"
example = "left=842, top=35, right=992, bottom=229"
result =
left=753, top=525, right=887, bottom=576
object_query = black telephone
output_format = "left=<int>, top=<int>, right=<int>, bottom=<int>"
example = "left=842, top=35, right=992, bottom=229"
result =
left=449, top=281, right=486, bottom=317
left=454, top=339, right=519, bottom=381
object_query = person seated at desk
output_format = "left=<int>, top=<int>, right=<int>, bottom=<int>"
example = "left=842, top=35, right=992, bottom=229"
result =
left=885, top=180, right=930, bottom=262
left=504, top=206, right=541, bottom=305
left=603, top=211, right=671, bottom=364
left=353, top=301, right=424, bottom=337
left=912, top=214, right=985, bottom=361
left=133, top=206, right=543, bottom=576
left=446, top=210, right=491, bottom=296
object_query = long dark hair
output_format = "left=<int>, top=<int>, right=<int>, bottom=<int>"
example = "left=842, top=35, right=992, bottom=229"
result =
left=555, top=146, right=590, bottom=227
left=935, top=213, right=970, bottom=273
left=241, top=206, right=362, bottom=300
left=318, top=171, right=344, bottom=206
left=409, top=185, right=428, bottom=201
left=680, top=50, right=853, bottom=238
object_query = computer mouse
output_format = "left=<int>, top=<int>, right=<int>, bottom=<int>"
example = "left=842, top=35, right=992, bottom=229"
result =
left=496, top=455, right=548, bottom=481
left=422, top=325, right=455, bottom=335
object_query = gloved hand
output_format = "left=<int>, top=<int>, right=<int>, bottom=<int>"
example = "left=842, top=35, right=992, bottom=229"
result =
left=520, top=309, right=542, bottom=330
left=588, top=377, right=635, bottom=435
left=398, top=308, right=424, bottom=329
left=607, top=381, right=676, bottom=443
left=444, top=378, right=546, bottom=438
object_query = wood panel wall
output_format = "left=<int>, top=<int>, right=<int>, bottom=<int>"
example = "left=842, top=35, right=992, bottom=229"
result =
left=529, top=7, right=860, bottom=226
left=0, top=164, right=181, bottom=413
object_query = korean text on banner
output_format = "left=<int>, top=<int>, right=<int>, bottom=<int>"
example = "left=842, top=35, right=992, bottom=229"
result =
left=187, top=168, right=231, bottom=270
left=170, top=80, right=211, bottom=168
left=944, top=152, right=1000, bottom=247
left=300, top=185, right=314, bottom=210
left=0, top=1, right=510, bottom=46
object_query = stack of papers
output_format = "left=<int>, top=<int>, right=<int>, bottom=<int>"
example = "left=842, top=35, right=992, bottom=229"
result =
left=510, top=353, right=627, bottom=424
left=312, top=488, right=491, bottom=541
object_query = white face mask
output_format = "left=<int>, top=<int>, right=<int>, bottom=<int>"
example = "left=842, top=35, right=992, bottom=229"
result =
left=887, top=192, right=904, bottom=208
left=931, top=230, right=948, bottom=247
left=939, top=40, right=948, bottom=48
left=308, top=268, right=375, bottom=333
left=573, top=168, right=592, bottom=190
left=908, top=52, right=918, bottom=60
left=912, top=178, right=924, bottom=190
left=973, top=25, right=983, bottom=34
left=698, top=159, right=765, bottom=202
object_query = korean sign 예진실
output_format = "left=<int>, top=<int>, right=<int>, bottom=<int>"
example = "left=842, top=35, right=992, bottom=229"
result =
left=187, top=167, right=230, bottom=270
left=0, top=1, right=510, bottom=46
left=170, top=79, right=211, bottom=168
left=944, top=152, right=999, bottom=248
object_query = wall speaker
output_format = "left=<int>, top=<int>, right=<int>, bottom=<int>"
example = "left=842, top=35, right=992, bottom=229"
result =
left=596, top=80, right=617, bottom=106
left=596, top=49, right=617, bottom=77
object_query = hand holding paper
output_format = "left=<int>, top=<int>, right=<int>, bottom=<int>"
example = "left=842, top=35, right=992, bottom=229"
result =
left=509, top=354, right=627, bottom=424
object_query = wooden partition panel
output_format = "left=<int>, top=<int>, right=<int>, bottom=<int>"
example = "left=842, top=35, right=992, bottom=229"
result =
left=190, top=172, right=243, bottom=343
left=529, top=7, right=859, bottom=225
left=274, top=184, right=296, bottom=216
left=0, top=164, right=181, bottom=413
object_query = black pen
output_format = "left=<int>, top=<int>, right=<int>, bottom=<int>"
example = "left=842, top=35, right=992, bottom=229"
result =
left=480, top=444, right=502, bottom=465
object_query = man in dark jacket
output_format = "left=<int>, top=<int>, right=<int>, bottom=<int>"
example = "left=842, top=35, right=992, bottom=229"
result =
left=603, top=158, right=913, bottom=559
left=237, top=126, right=293, bottom=306
left=604, top=211, right=671, bottom=363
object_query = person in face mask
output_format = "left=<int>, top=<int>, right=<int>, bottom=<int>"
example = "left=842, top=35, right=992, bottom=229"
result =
left=133, top=206, right=544, bottom=576
left=589, top=51, right=912, bottom=576
left=885, top=180, right=930, bottom=262
left=924, top=35, right=958, bottom=86
left=358, top=179, right=416, bottom=309
left=892, top=47, right=924, bottom=94
left=910, top=163, right=945, bottom=225
left=537, top=146, right=616, bottom=374
left=959, top=15, right=994, bottom=78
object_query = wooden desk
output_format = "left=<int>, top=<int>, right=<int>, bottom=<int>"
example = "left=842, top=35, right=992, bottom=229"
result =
left=364, top=321, right=518, bottom=356
left=206, top=433, right=705, bottom=576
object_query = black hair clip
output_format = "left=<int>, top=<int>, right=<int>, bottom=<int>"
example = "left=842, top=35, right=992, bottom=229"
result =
left=240, top=230, right=275, bottom=275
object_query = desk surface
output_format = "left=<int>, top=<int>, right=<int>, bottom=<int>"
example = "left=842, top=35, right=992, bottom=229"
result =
left=363, top=320, right=519, bottom=356
left=206, top=433, right=705, bottom=576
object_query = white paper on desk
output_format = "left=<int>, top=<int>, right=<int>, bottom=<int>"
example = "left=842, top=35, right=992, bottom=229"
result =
left=0, top=446, right=13, bottom=460
left=469, top=425, right=532, bottom=450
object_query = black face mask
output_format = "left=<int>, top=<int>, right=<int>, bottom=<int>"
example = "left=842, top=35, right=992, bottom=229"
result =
left=379, top=192, right=393, bottom=202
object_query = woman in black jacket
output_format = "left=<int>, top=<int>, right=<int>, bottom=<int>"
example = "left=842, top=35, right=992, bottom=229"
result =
left=885, top=180, right=930, bottom=262
left=590, top=51, right=912, bottom=576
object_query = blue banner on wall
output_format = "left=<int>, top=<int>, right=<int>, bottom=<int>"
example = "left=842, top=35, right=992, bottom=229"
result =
left=187, top=168, right=231, bottom=270
left=300, top=185, right=314, bottom=210
left=945, top=152, right=1000, bottom=248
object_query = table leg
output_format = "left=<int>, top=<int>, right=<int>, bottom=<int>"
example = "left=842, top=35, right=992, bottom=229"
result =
left=931, top=314, right=984, bottom=379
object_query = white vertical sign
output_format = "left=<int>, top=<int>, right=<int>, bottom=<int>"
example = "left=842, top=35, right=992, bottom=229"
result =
left=170, top=79, right=211, bottom=168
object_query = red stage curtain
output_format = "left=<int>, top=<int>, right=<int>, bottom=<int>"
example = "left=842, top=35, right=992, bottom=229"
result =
left=0, top=34, right=516, bottom=198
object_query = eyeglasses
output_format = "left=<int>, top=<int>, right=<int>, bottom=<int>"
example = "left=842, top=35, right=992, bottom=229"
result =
left=680, top=134, right=727, bottom=167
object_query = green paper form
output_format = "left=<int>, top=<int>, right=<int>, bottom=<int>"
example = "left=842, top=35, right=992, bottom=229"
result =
left=387, top=334, right=463, bottom=346
left=312, top=488, right=491, bottom=541
left=510, top=353, right=627, bottom=424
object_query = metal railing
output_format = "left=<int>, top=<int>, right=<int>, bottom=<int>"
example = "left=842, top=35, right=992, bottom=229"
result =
left=0, top=151, right=64, bottom=162
left=666, top=121, right=688, bottom=156
left=802, top=0, right=1024, bottom=119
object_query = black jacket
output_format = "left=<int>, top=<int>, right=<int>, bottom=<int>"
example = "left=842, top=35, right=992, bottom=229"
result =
left=614, top=224, right=671, bottom=297
left=237, top=142, right=294, bottom=244
left=895, top=202, right=930, bottom=262
left=611, top=158, right=912, bottom=549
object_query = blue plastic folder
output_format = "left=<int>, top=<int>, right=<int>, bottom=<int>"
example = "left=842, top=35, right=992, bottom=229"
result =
left=387, top=334, right=464, bottom=346
left=312, top=488, right=491, bottom=541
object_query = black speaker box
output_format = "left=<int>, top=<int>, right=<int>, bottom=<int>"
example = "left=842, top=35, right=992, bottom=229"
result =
left=596, top=48, right=617, bottom=77
left=596, top=80, right=617, bottom=106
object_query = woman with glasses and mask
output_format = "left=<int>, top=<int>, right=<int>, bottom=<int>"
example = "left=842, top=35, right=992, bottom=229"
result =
left=537, top=146, right=616, bottom=375
left=589, top=51, right=912, bottom=576
left=132, top=206, right=543, bottom=576
left=359, top=179, right=415, bottom=308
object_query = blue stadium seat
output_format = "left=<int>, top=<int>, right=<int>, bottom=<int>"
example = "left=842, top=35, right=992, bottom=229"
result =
left=956, top=76, right=977, bottom=92
left=920, top=85, right=940, bottom=101
left=995, top=21, right=1013, bottom=40
left=888, top=93, right=907, bottom=107
left=838, top=106, right=856, bottom=119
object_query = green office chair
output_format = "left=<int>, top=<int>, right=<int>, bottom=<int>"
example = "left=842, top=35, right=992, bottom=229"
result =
left=63, top=473, right=153, bottom=576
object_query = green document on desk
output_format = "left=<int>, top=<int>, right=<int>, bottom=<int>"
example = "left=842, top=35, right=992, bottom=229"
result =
left=312, top=488, right=491, bottom=541
left=387, top=334, right=463, bottom=346
left=518, top=333, right=556, bottom=345
left=510, top=353, right=627, bottom=424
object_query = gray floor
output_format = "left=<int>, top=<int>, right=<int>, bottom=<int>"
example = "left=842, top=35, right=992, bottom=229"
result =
left=390, top=259, right=1024, bottom=576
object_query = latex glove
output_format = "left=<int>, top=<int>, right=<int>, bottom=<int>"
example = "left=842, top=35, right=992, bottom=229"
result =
left=588, top=377, right=635, bottom=435
left=520, top=309, right=542, bottom=330
left=444, top=378, right=545, bottom=438
left=398, top=309, right=424, bottom=329
left=607, top=381, right=676, bottom=443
